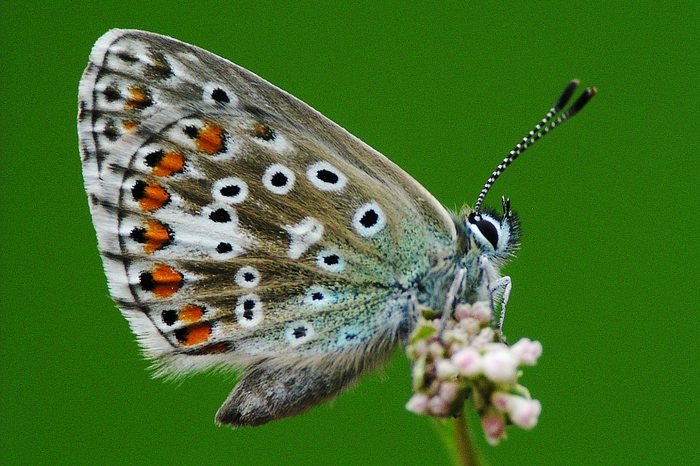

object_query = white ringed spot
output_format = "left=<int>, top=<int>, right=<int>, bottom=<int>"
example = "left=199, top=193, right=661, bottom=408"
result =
left=235, top=266, right=260, bottom=288
left=316, top=248, right=345, bottom=273
left=202, top=82, right=237, bottom=106
left=212, top=177, right=248, bottom=204
left=336, top=324, right=368, bottom=347
left=352, top=201, right=386, bottom=237
left=306, top=161, right=347, bottom=192
left=262, top=164, right=295, bottom=195
left=304, top=286, right=335, bottom=307
left=235, top=294, right=263, bottom=328
left=285, top=321, right=316, bottom=347
left=202, top=205, right=237, bottom=224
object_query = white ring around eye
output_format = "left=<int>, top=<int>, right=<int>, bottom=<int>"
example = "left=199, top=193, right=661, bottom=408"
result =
left=304, top=286, right=335, bottom=307
left=467, top=213, right=510, bottom=251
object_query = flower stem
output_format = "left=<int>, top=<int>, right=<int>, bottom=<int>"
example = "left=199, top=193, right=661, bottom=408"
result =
left=454, top=404, right=480, bottom=466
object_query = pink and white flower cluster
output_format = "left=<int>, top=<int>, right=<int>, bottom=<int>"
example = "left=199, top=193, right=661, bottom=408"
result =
left=405, top=301, right=543, bottom=445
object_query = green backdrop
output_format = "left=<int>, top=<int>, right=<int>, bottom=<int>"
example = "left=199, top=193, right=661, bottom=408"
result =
left=1, top=2, right=697, bottom=465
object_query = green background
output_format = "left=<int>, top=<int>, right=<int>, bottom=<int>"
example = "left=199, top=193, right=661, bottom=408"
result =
left=1, top=2, right=697, bottom=465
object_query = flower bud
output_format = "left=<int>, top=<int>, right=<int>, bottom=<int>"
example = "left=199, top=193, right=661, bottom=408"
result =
left=455, top=301, right=491, bottom=323
left=444, top=328, right=469, bottom=346
left=509, top=398, right=541, bottom=429
left=451, top=347, right=482, bottom=377
left=481, top=411, right=506, bottom=445
left=456, top=317, right=481, bottom=336
left=490, top=391, right=515, bottom=412
left=406, top=339, right=428, bottom=359
left=427, top=341, right=445, bottom=358
left=482, top=347, right=518, bottom=383
left=510, top=338, right=542, bottom=366
left=471, top=327, right=495, bottom=349
left=454, top=303, right=473, bottom=321
left=436, top=360, right=458, bottom=380
left=428, top=395, right=451, bottom=416
left=405, top=393, right=430, bottom=414
left=438, top=381, right=460, bottom=403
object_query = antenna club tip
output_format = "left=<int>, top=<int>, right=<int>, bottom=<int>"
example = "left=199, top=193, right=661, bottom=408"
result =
left=588, top=86, right=598, bottom=95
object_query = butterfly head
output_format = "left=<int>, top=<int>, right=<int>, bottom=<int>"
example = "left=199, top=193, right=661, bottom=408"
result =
left=461, top=196, right=520, bottom=262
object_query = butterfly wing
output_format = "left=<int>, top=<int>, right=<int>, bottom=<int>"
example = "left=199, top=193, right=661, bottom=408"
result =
left=79, top=29, right=456, bottom=425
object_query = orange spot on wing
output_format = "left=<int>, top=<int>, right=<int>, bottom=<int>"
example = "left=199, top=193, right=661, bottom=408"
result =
left=152, top=151, right=184, bottom=177
left=143, top=220, right=171, bottom=253
left=252, top=122, right=275, bottom=141
left=140, top=182, right=170, bottom=211
left=151, top=263, right=183, bottom=298
left=125, top=85, right=152, bottom=110
left=196, top=122, right=225, bottom=154
left=122, top=119, right=138, bottom=133
left=179, top=323, right=212, bottom=346
left=179, top=304, right=205, bottom=324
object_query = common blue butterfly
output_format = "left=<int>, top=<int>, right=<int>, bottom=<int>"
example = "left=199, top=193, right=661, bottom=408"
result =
left=78, top=30, right=595, bottom=426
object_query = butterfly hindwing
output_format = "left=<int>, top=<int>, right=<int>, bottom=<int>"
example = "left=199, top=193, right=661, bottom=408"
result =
left=79, top=29, right=456, bottom=424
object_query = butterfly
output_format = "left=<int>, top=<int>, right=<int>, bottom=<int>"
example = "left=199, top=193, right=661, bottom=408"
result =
left=78, top=29, right=595, bottom=427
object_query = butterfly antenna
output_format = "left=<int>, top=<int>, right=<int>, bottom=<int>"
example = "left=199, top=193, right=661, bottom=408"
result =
left=473, top=80, right=597, bottom=214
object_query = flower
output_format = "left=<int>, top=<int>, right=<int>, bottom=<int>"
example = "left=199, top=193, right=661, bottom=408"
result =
left=438, top=381, right=460, bottom=403
left=490, top=391, right=514, bottom=412
left=405, top=300, right=543, bottom=446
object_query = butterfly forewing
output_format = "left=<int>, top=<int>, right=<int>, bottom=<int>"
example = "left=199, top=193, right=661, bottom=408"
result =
left=79, top=29, right=456, bottom=424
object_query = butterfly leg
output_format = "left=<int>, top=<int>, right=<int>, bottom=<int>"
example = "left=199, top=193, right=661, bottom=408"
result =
left=489, top=276, right=512, bottom=337
left=439, top=268, right=466, bottom=336
left=478, top=256, right=511, bottom=339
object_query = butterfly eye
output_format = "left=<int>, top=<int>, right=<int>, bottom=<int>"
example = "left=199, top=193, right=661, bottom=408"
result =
left=468, top=213, right=500, bottom=249
left=216, top=242, right=233, bottom=253
left=305, top=286, right=335, bottom=307
left=210, top=88, right=229, bottom=103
